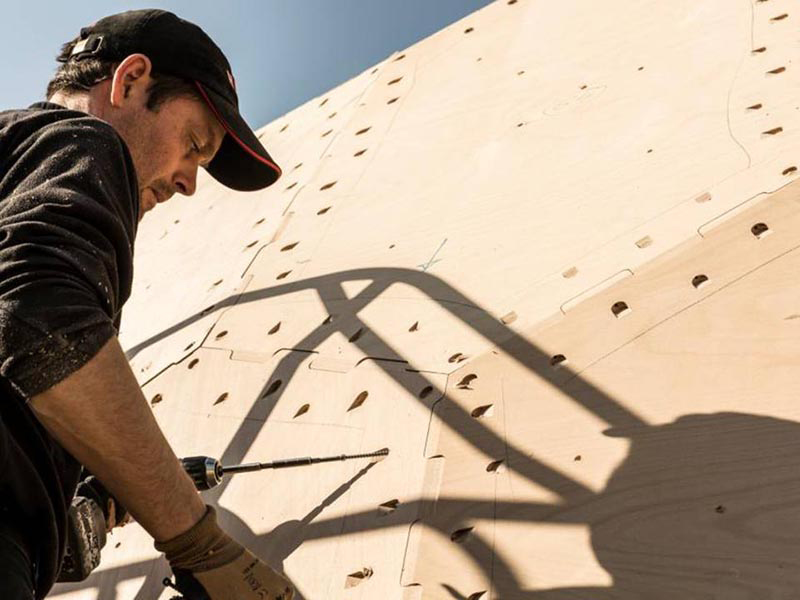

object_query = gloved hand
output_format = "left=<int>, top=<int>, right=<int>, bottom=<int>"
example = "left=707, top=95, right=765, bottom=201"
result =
left=156, top=505, right=294, bottom=600
left=75, top=475, right=131, bottom=531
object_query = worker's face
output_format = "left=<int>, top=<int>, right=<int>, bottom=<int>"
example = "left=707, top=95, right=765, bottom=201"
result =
left=100, top=55, right=225, bottom=221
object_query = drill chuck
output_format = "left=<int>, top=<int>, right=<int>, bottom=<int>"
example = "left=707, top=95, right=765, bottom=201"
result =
left=181, top=456, right=224, bottom=491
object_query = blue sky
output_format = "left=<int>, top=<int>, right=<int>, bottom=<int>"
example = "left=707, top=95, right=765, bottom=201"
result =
left=3, top=1, right=492, bottom=128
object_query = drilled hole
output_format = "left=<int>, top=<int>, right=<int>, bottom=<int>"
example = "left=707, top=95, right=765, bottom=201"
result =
left=183, top=342, right=195, bottom=351
left=770, top=13, right=788, bottom=21
left=320, top=181, right=337, bottom=191
left=508, top=0, right=518, bottom=3
left=471, top=404, right=494, bottom=418
left=763, top=126, right=783, bottom=135
left=349, top=391, right=369, bottom=411
left=355, top=127, right=372, bottom=136
left=715, top=505, right=726, bottom=514
left=468, top=593, right=487, bottom=600
left=215, top=330, right=228, bottom=340
left=292, top=163, right=303, bottom=171
left=387, top=77, right=403, bottom=86
left=214, top=393, right=228, bottom=406
left=487, top=459, right=505, bottom=473
left=517, top=70, right=525, bottom=76
left=263, top=380, right=283, bottom=397
left=188, top=358, right=200, bottom=369
left=345, top=568, right=373, bottom=589
left=457, top=374, right=478, bottom=389
left=611, top=301, right=631, bottom=318
left=409, top=321, right=419, bottom=332
left=150, top=394, right=163, bottom=406
left=349, top=328, right=364, bottom=343
left=767, top=66, right=786, bottom=74
left=393, top=54, right=406, bottom=62
left=378, top=499, right=400, bottom=515
left=638, top=66, right=644, bottom=71
left=751, top=222, right=770, bottom=238
left=692, top=274, right=709, bottom=289
left=550, top=354, right=568, bottom=369
left=747, top=103, right=763, bottom=110
left=244, top=240, right=258, bottom=250
left=752, top=46, right=767, bottom=53
left=448, top=352, right=464, bottom=363
left=321, top=129, right=333, bottom=138
left=387, top=97, right=399, bottom=105
left=294, top=404, right=310, bottom=418
left=268, top=322, right=281, bottom=335
left=317, top=206, right=332, bottom=215
left=783, top=166, right=798, bottom=175
left=464, top=27, right=474, bottom=33
left=276, top=270, right=292, bottom=280
left=212, top=279, right=223, bottom=287
left=419, top=386, right=434, bottom=399
left=285, top=182, right=298, bottom=191
left=319, top=98, right=329, bottom=107
left=279, top=124, right=289, bottom=132
left=635, top=236, right=653, bottom=249
left=354, top=149, right=368, bottom=157
left=328, top=112, right=337, bottom=119
left=281, top=242, right=299, bottom=251
left=450, top=526, right=474, bottom=543
left=322, top=314, right=336, bottom=325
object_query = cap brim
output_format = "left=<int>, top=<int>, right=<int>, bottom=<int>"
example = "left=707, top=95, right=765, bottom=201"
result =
left=194, top=82, right=282, bottom=192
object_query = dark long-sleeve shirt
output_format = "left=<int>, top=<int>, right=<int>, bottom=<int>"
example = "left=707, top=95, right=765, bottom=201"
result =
left=0, top=102, right=138, bottom=597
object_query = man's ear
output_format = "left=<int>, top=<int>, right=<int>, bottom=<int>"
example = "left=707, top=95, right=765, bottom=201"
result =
left=109, top=54, right=153, bottom=108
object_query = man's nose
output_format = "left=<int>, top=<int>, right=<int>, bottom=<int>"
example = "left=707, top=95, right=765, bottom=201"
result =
left=174, top=163, right=198, bottom=196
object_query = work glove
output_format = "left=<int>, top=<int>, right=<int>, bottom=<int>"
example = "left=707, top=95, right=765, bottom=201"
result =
left=75, top=475, right=131, bottom=531
left=156, top=505, right=294, bottom=600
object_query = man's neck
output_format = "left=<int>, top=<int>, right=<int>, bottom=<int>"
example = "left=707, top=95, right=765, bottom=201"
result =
left=47, top=92, right=91, bottom=113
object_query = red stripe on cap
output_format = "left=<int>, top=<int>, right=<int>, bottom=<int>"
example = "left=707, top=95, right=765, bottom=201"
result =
left=194, top=81, right=282, bottom=178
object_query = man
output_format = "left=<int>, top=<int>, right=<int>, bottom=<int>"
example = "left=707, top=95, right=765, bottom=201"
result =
left=0, top=9, right=294, bottom=600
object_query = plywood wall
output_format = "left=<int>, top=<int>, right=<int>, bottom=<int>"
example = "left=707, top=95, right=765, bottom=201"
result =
left=53, top=0, right=800, bottom=598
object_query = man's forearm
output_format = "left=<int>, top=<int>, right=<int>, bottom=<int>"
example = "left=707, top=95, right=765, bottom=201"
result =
left=30, top=336, right=206, bottom=542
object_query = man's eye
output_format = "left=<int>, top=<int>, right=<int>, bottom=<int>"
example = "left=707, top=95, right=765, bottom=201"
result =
left=190, top=138, right=201, bottom=154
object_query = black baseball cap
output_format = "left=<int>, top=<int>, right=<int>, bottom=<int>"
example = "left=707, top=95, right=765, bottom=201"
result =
left=62, top=9, right=281, bottom=191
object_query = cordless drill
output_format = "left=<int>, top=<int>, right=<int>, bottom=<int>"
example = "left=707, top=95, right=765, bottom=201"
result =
left=57, top=448, right=389, bottom=582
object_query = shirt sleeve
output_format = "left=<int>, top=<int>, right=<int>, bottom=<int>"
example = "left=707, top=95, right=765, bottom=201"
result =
left=0, top=115, right=138, bottom=398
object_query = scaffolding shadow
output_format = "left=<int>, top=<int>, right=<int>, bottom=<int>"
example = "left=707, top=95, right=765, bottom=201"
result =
left=53, top=268, right=800, bottom=598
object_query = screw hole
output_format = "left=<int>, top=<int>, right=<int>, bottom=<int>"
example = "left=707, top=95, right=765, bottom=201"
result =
left=500, top=311, right=517, bottom=324
left=354, top=149, right=368, bottom=157
left=409, top=321, right=419, bottom=332
left=276, top=270, right=292, bottom=280
left=747, top=103, right=763, bottom=110
left=188, top=358, right=200, bottom=369
left=611, top=301, right=631, bottom=318
left=378, top=499, right=400, bottom=515
left=471, top=404, right=494, bottom=418
left=320, top=181, right=337, bottom=191
left=355, top=127, right=372, bottom=136
left=345, top=568, right=373, bottom=589
left=562, top=267, right=578, bottom=278
left=464, top=27, right=474, bottom=34
left=319, top=98, right=328, bottom=107
left=770, top=13, right=789, bottom=21
left=317, top=206, right=332, bottom=215
left=387, top=97, right=399, bottom=105
left=348, top=391, right=369, bottom=411
left=457, top=374, right=478, bottom=389
left=263, top=380, right=283, bottom=397
left=348, top=328, right=365, bottom=343
left=692, top=274, right=709, bottom=289
left=767, top=66, right=786, bottom=74
left=294, top=404, right=310, bottom=418
left=281, top=242, right=299, bottom=252
left=782, top=166, right=797, bottom=175
left=550, top=354, right=568, bottom=369
left=763, top=126, right=783, bottom=135
left=635, top=236, right=653, bottom=249
left=419, top=386, right=434, bottom=399
left=268, top=322, right=281, bottom=335
left=213, top=393, right=229, bottom=406
left=215, top=330, right=228, bottom=340
left=486, top=459, right=505, bottom=473
left=751, top=222, right=770, bottom=238
left=150, top=394, right=163, bottom=406
left=450, top=526, right=474, bottom=543
left=388, top=77, right=403, bottom=86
